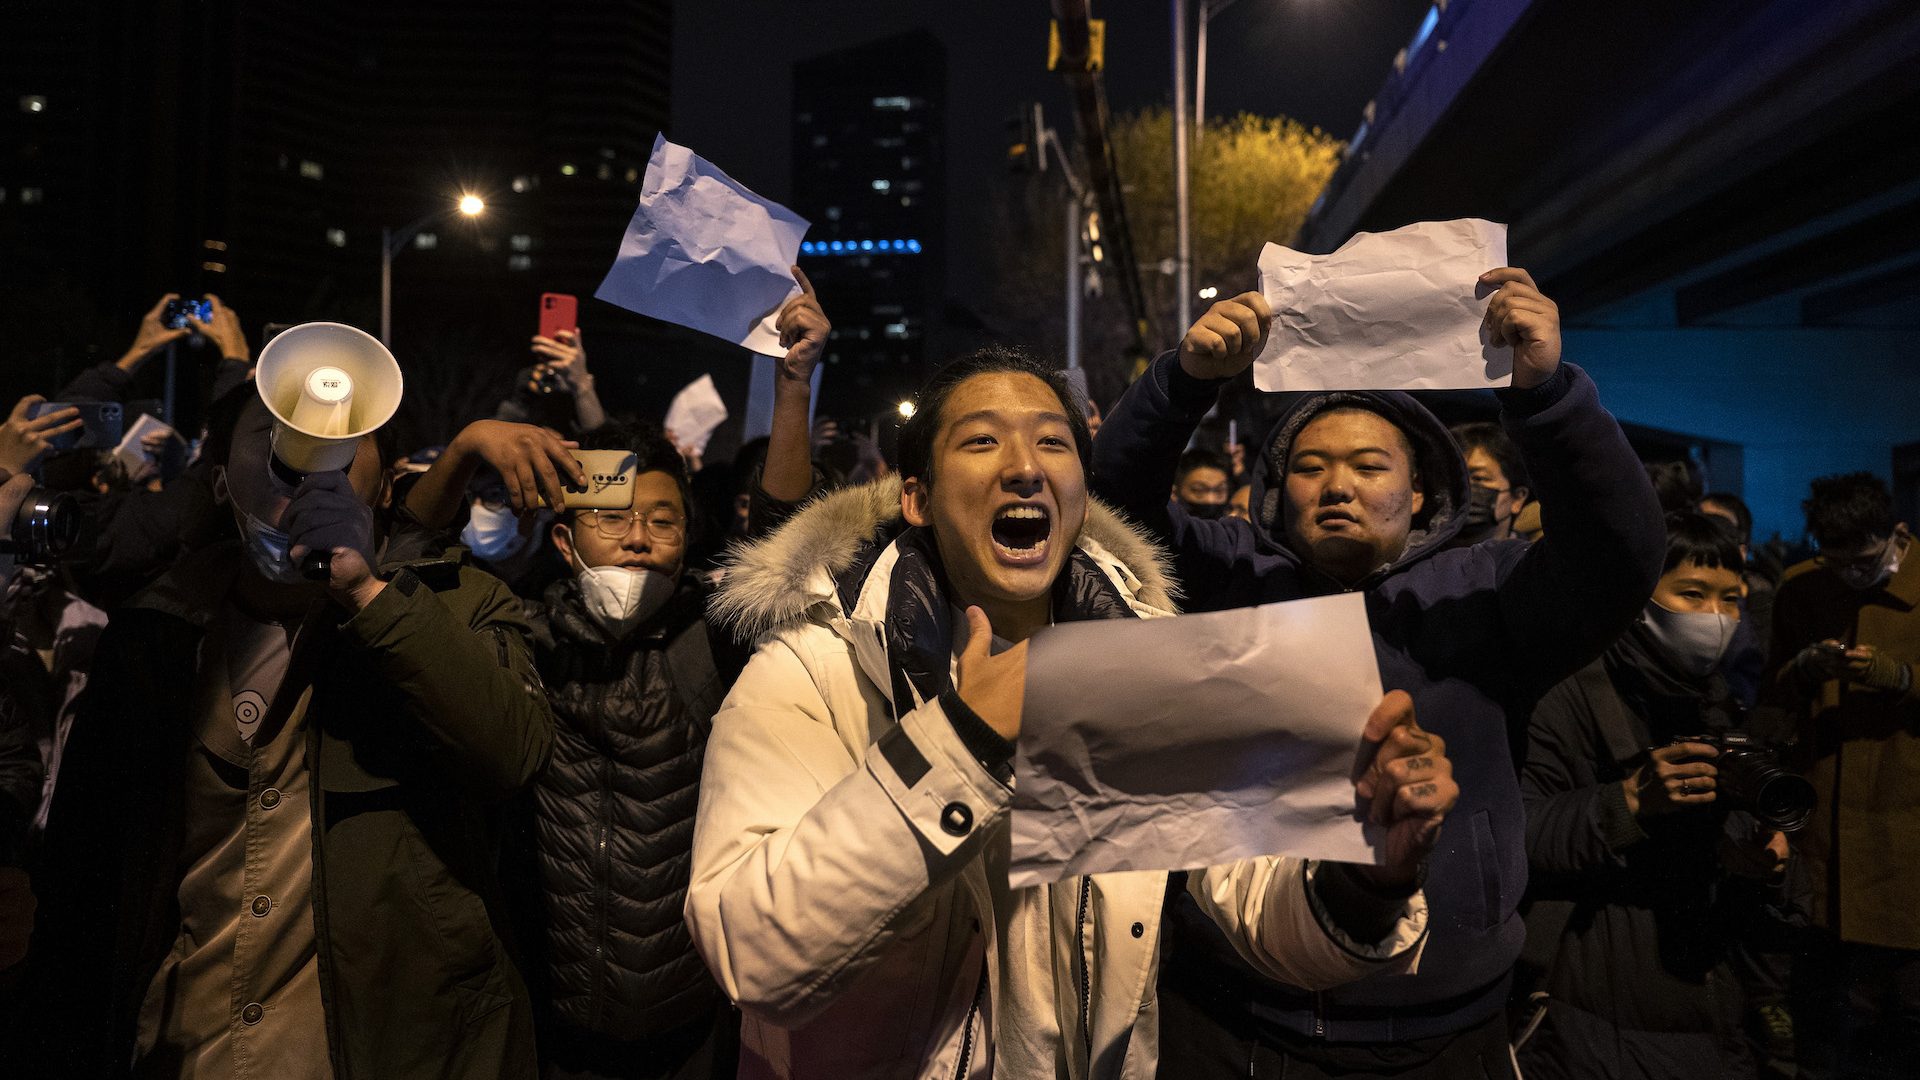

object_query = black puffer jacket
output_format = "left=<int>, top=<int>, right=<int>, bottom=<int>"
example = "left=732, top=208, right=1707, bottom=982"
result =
left=525, top=576, right=733, bottom=1039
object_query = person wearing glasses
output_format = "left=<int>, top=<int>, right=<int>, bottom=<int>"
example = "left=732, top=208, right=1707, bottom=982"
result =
left=1761, top=471, right=1917, bottom=1079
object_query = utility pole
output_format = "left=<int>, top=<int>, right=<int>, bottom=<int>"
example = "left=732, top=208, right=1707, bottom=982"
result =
left=1172, top=0, right=1193, bottom=340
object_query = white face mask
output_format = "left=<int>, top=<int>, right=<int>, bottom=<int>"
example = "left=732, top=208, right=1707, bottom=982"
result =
left=1640, top=601, right=1735, bottom=678
left=462, top=503, right=528, bottom=562
left=236, top=507, right=309, bottom=586
left=576, top=563, right=676, bottom=637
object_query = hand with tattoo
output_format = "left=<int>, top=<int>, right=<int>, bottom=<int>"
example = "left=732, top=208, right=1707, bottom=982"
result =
left=1349, top=691, right=1459, bottom=890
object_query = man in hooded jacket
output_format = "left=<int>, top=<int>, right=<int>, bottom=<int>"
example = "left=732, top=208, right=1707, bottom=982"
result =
left=687, top=346, right=1456, bottom=1078
left=1092, top=271, right=1665, bottom=1077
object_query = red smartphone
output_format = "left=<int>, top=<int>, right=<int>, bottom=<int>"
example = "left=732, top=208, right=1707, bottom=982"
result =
left=539, top=292, right=579, bottom=340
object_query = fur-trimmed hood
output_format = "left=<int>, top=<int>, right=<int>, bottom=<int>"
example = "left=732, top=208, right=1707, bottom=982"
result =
left=711, top=475, right=1178, bottom=647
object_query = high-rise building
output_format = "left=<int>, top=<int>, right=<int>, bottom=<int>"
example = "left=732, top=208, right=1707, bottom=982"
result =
left=0, top=0, right=674, bottom=441
left=790, top=30, right=946, bottom=420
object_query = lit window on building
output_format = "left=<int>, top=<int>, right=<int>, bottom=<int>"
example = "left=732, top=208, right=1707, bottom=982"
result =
left=825, top=206, right=842, bottom=221
left=884, top=322, right=911, bottom=340
left=625, top=167, right=639, bottom=183
left=20, top=188, right=44, bottom=205
left=872, top=96, right=913, bottom=110
left=813, top=135, right=829, bottom=148
left=901, top=196, right=914, bottom=208
left=510, top=234, right=533, bottom=252
left=20, top=95, right=47, bottom=114
left=560, top=163, right=577, bottom=176
left=871, top=179, right=891, bottom=193
left=511, top=175, right=532, bottom=193
left=299, top=160, right=324, bottom=180
left=596, top=163, right=612, bottom=180
left=901, top=157, right=918, bottom=170
left=413, top=232, right=438, bottom=250
left=509, top=254, right=532, bottom=271
left=326, top=228, right=347, bottom=248
left=600, top=147, right=616, bottom=160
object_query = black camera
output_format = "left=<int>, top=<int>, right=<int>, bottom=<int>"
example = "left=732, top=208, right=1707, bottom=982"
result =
left=1673, top=731, right=1816, bottom=833
left=2, top=486, right=80, bottom=567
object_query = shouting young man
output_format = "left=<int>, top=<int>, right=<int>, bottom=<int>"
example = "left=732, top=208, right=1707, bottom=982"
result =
left=687, top=347, right=1458, bottom=1078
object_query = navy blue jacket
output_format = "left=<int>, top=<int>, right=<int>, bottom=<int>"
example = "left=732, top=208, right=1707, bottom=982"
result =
left=1094, top=353, right=1664, bottom=1040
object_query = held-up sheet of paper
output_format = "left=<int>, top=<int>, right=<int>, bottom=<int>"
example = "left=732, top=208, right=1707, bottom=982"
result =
left=595, top=134, right=808, bottom=356
left=1253, top=218, right=1512, bottom=393
left=1009, top=594, right=1386, bottom=889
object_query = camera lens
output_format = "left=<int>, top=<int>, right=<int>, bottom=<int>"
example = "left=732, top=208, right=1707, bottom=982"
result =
left=9, top=486, right=79, bottom=566
left=1751, top=771, right=1816, bottom=833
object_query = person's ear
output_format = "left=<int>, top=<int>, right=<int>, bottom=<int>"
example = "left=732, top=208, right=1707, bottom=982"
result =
left=551, top=520, right=579, bottom=572
left=1510, top=485, right=1530, bottom=510
left=901, top=477, right=929, bottom=527
left=211, top=464, right=230, bottom=506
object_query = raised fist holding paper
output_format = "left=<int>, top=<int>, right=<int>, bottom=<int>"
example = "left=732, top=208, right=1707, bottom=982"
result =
left=1350, top=690, right=1458, bottom=890
left=1178, top=292, right=1273, bottom=381
left=1479, top=266, right=1562, bottom=389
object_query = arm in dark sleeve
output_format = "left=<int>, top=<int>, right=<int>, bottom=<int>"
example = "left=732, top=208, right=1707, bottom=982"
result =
left=339, top=567, right=555, bottom=801
left=62, top=466, right=226, bottom=610
left=1091, top=350, right=1251, bottom=610
left=55, top=361, right=135, bottom=403
left=1493, top=363, right=1666, bottom=699
left=745, top=464, right=828, bottom=540
left=1522, top=682, right=1644, bottom=881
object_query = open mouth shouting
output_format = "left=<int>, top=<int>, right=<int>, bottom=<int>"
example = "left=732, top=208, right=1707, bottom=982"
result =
left=990, top=503, right=1053, bottom=566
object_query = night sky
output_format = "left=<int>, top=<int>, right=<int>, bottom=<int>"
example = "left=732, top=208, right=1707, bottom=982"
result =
left=673, top=0, right=1436, bottom=293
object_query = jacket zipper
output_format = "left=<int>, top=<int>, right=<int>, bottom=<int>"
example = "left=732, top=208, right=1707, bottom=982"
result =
left=952, top=963, right=988, bottom=1080
left=590, top=754, right=613, bottom=1027
left=1313, top=989, right=1326, bottom=1037
left=1077, top=876, right=1093, bottom=1053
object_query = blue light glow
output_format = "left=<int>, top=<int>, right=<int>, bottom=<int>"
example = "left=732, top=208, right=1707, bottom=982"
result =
left=795, top=238, right=924, bottom=257
left=906, top=239, right=922, bottom=253
left=860, top=240, right=874, bottom=251
left=1409, top=6, right=1440, bottom=56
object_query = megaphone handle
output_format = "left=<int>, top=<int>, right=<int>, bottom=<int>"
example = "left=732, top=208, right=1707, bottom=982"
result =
left=300, top=551, right=333, bottom=581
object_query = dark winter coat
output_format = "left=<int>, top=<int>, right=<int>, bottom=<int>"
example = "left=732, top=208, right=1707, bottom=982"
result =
left=1093, top=355, right=1664, bottom=1040
left=1517, top=659, right=1755, bottom=1079
left=523, top=575, right=736, bottom=1040
left=17, top=542, right=554, bottom=1079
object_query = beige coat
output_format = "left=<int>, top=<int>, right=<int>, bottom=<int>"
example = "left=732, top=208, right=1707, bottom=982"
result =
left=687, top=480, right=1427, bottom=1079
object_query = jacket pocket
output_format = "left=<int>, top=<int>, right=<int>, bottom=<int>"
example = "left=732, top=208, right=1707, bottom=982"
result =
left=394, top=823, right=514, bottom=1026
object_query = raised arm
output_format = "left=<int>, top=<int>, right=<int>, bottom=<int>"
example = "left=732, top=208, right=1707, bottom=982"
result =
left=1478, top=269, right=1664, bottom=699
left=1092, top=293, right=1271, bottom=610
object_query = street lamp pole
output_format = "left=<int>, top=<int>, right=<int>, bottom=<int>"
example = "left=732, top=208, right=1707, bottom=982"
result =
left=1173, top=0, right=1193, bottom=341
left=1194, top=0, right=1243, bottom=147
left=380, top=195, right=484, bottom=347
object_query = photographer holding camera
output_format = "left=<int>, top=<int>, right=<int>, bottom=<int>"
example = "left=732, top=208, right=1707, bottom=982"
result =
left=1517, top=511, right=1792, bottom=1079
left=495, top=327, right=607, bottom=435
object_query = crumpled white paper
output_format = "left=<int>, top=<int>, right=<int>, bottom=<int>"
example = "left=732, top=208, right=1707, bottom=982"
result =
left=664, top=374, right=729, bottom=455
left=1009, top=594, right=1387, bottom=889
left=1253, top=219, right=1512, bottom=392
left=595, top=135, right=809, bottom=356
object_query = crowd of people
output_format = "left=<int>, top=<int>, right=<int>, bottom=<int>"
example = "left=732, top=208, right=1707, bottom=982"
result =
left=0, top=266, right=1910, bottom=1080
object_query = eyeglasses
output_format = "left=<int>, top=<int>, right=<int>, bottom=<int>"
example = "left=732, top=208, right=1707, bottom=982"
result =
left=576, top=508, right=685, bottom=542
left=1814, top=536, right=1891, bottom=575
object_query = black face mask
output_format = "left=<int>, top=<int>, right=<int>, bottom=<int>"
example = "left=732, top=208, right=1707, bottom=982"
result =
left=1185, top=502, right=1227, bottom=521
left=1459, top=480, right=1505, bottom=530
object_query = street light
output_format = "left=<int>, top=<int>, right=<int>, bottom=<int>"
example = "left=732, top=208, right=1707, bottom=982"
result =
left=1194, top=0, right=1245, bottom=146
left=380, top=192, right=485, bottom=346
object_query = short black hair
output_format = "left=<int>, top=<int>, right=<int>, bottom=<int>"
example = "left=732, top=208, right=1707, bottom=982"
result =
left=1175, top=449, right=1232, bottom=484
left=1645, top=460, right=1703, bottom=516
left=1698, top=492, right=1752, bottom=546
left=1803, top=471, right=1894, bottom=551
left=1664, top=510, right=1745, bottom=576
left=577, top=417, right=691, bottom=516
left=895, top=346, right=1090, bottom=484
left=1450, top=421, right=1531, bottom=494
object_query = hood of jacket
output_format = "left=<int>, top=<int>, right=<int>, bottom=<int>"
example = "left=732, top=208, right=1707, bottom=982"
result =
left=1245, top=389, right=1472, bottom=588
left=711, top=475, right=1178, bottom=714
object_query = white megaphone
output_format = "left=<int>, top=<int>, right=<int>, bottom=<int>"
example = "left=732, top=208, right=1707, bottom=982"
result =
left=254, top=321, right=403, bottom=576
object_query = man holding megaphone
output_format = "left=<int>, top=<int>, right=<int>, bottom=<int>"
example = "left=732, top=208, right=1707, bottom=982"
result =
left=23, top=323, right=557, bottom=1080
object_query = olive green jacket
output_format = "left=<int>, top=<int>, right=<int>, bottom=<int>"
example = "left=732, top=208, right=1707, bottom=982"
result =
left=19, top=542, right=554, bottom=1078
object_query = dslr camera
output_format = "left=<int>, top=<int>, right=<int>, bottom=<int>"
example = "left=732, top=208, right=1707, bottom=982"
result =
left=1671, top=731, right=1815, bottom=833
left=2, top=485, right=79, bottom=567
